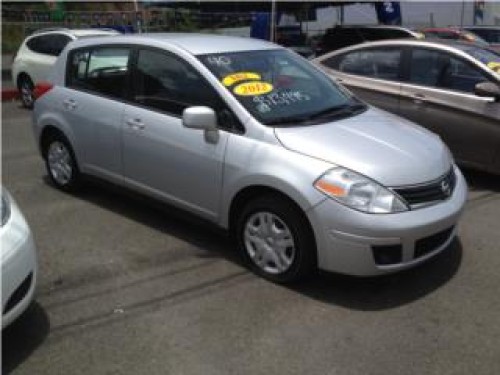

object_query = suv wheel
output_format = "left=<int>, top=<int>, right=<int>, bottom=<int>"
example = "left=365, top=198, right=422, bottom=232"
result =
left=236, top=194, right=317, bottom=283
left=44, top=134, right=80, bottom=191
left=18, top=75, right=35, bottom=109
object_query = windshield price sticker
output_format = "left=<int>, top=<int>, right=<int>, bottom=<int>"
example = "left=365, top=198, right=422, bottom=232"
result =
left=233, top=81, right=273, bottom=96
left=487, top=62, right=500, bottom=73
left=222, top=72, right=261, bottom=87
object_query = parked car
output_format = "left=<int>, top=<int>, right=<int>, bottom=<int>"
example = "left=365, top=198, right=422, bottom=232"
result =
left=1, top=188, right=37, bottom=329
left=275, top=25, right=314, bottom=58
left=12, top=27, right=119, bottom=108
left=464, top=26, right=500, bottom=53
left=33, top=34, right=467, bottom=283
left=314, top=39, right=500, bottom=174
left=316, top=25, right=423, bottom=56
left=421, top=27, right=490, bottom=47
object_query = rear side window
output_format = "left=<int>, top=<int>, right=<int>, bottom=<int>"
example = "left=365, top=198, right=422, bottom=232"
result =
left=132, top=48, right=222, bottom=116
left=67, top=47, right=130, bottom=99
left=409, top=49, right=446, bottom=86
left=26, top=34, right=71, bottom=56
left=332, top=48, right=402, bottom=80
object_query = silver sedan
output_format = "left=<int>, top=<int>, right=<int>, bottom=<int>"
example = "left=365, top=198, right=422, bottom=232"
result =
left=314, top=39, right=500, bottom=175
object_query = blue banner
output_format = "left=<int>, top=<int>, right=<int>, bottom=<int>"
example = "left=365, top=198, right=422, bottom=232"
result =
left=375, top=2, right=402, bottom=26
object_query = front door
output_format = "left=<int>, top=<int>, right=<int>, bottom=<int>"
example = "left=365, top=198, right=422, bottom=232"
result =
left=122, top=48, right=230, bottom=221
left=399, top=47, right=500, bottom=170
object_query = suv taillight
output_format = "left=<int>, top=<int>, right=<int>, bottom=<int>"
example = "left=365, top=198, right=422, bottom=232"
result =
left=34, top=82, right=53, bottom=99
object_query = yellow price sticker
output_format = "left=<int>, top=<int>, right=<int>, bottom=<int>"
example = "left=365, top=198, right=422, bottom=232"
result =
left=222, top=72, right=261, bottom=87
left=487, top=62, right=500, bottom=73
left=233, top=81, right=273, bottom=96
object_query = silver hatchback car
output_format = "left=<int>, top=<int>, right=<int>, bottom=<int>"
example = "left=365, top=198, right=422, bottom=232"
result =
left=33, top=34, right=467, bottom=283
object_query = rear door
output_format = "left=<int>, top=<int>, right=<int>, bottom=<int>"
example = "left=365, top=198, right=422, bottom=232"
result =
left=121, top=47, right=231, bottom=221
left=64, top=46, right=131, bottom=178
left=319, top=46, right=403, bottom=115
left=399, top=47, right=500, bottom=169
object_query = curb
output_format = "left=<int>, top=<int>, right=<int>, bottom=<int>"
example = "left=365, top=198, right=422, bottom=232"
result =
left=2, top=88, right=19, bottom=102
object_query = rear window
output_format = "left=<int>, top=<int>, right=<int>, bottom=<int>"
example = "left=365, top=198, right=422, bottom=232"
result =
left=26, top=34, right=71, bottom=56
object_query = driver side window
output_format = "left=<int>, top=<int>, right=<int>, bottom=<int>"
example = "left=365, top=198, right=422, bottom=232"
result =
left=132, top=49, right=222, bottom=116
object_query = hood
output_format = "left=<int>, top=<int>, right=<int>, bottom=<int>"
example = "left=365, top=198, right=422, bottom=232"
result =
left=274, top=107, right=452, bottom=186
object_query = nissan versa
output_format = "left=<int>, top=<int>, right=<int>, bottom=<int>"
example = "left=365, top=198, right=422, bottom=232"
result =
left=32, top=34, right=467, bottom=283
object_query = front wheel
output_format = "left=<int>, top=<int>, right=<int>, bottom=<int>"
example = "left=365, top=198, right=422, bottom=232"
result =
left=44, top=134, right=81, bottom=192
left=236, top=194, right=317, bottom=283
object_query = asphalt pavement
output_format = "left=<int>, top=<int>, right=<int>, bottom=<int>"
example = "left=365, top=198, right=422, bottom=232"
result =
left=2, top=101, right=500, bottom=374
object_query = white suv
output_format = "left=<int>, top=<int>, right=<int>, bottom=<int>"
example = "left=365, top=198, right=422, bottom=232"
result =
left=12, top=28, right=118, bottom=108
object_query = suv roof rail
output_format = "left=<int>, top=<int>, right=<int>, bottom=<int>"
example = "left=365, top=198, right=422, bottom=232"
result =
left=31, top=27, right=71, bottom=35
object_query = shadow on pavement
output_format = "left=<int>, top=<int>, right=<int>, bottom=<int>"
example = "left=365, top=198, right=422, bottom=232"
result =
left=44, top=176, right=240, bottom=264
left=292, top=239, right=462, bottom=311
left=2, top=302, right=50, bottom=374
left=461, top=167, right=500, bottom=192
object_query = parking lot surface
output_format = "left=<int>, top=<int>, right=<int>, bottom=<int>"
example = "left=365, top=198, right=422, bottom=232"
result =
left=2, top=101, right=500, bottom=374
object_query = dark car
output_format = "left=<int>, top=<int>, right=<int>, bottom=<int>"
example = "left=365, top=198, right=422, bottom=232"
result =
left=316, top=25, right=423, bottom=56
left=275, top=25, right=314, bottom=58
left=464, top=26, right=500, bottom=53
left=421, top=27, right=490, bottom=47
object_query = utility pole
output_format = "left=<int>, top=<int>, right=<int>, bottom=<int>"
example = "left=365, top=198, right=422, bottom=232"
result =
left=270, top=0, right=276, bottom=42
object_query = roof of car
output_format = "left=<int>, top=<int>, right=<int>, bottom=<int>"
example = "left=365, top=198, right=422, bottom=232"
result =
left=322, top=37, right=489, bottom=52
left=69, top=33, right=280, bottom=55
left=30, top=28, right=119, bottom=38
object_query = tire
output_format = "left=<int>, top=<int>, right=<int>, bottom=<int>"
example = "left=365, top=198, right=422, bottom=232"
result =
left=43, top=133, right=81, bottom=192
left=236, top=194, right=317, bottom=283
left=18, top=75, right=35, bottom=109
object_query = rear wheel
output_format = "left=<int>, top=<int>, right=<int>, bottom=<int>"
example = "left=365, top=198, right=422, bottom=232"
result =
left=18, top=75, right=35, bottom=109
left=44, top=133, right=81, bottom=192
left=236, top=194, right=317, bottom=283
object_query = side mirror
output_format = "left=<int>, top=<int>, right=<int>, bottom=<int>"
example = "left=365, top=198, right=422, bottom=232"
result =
left=182, top=106, right=219, bottom=143
left=474, top=81, right=500, bottom=101
left=182, top=106, right=217, bottom=130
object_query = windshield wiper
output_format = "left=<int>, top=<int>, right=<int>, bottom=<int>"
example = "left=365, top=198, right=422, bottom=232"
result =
left=308, top=103, right=367, bottom=120
left=265, top=103, right=367, bottom=126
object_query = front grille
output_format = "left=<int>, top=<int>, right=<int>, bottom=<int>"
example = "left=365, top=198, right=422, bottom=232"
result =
left=3, top=272, right=33, bottom=315
left=393, top=168, right=456, bottom=208
left=414, top=226, right=454, bottom=259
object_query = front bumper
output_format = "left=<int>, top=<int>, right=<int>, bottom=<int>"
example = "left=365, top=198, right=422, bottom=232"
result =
left=1, top=193, right=37, bottom=329
left=307, top=166, right=468, bottom=276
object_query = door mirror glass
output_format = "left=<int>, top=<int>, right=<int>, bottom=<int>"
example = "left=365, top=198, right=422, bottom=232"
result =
left=182, top=106, right=217, bottom=131
left=474, top=81, right=500, bottom=100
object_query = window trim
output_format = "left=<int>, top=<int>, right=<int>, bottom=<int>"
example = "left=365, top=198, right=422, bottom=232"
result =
left=65, top=43, right=245, bottom=134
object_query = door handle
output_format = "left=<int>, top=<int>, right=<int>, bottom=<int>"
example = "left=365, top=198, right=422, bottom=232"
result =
left=63, top=99, right=77, bottom=110
left=126, top=118, right=145, bottom=130
left=412, top=93, right=426, bottom=105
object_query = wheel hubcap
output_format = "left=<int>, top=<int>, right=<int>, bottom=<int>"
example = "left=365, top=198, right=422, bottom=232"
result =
left=21, top=81, right=34, bottom=106
left=244, top=212, right=296, bottom=274
left=47, top=142, right=72, bottom=185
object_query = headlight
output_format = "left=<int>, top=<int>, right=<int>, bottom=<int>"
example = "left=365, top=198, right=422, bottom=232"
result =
left=314, top=168, right=408, bottom=214
left=1, top=189, right=11, bottom=227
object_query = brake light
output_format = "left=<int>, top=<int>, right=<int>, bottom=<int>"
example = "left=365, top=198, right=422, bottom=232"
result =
left=33, top=82, right=53, bottom=99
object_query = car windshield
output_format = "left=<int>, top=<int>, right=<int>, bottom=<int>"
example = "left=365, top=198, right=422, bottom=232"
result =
left=198, top=49, right=366, bottom=126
